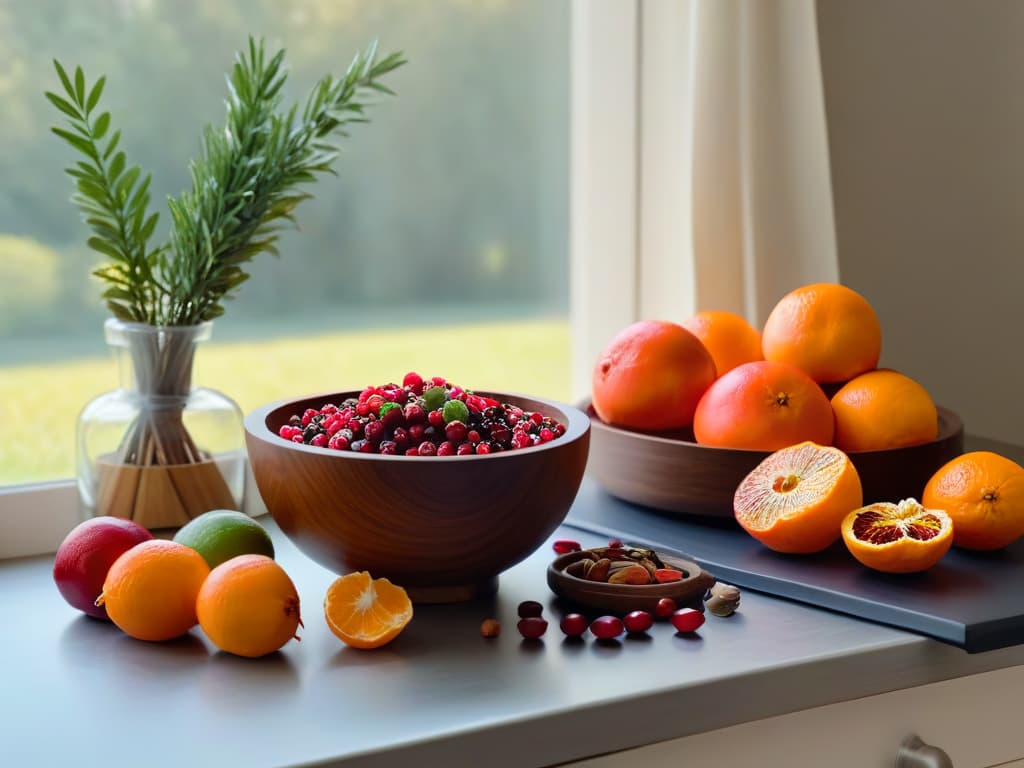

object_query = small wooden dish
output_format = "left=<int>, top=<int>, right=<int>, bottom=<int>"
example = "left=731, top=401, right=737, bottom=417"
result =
left=583, top=401, right=964, bottom=519
left=547, top=549, right=715, bottom=614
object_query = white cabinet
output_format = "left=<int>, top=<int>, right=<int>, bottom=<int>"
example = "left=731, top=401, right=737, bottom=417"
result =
left=565, top=665, right=1024, bottom=768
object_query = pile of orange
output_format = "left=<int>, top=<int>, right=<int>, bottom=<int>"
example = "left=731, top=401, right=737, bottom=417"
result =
left=592, top=282, right=1024, bottom=571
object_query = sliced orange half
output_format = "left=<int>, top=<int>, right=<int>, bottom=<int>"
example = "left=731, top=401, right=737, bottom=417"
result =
left=324, top=571, right=413, bottom=649
left=841, top=499, right=953, bottom=573
left=733, top=441, right=863, bottom=554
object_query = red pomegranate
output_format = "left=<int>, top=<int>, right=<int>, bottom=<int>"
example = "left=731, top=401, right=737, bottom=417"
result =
left=53, top=517, right=153, bottom=619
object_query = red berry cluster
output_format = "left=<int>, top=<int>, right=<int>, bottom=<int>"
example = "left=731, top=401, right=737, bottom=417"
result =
left=276, top=372, right=567, bottom=456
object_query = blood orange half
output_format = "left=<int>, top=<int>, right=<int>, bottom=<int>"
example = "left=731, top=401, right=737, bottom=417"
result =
left=733, top=442, right=863, bottom=554
left=841, top=499, right=953, bottom=573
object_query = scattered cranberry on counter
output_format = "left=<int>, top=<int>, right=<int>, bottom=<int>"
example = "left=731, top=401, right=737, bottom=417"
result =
left=559, top=613, right=589, bottom=638
left=654, top=597, right=678, bottom=618
left=517, top=600, right=544, bottom=618
left=670, top=608, right=706, bottom=634
left=622, top=610, right=654, bottom=634
left=589, top=615, right=625, bottom=640
left=517, top=617, right=549, bottom=640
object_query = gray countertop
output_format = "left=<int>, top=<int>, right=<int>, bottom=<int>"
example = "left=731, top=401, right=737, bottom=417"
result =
left=5, top=498, right=1024, bottom=768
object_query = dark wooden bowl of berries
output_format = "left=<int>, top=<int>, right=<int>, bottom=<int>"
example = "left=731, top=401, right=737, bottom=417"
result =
left=245, top=373, right=591, bottom=603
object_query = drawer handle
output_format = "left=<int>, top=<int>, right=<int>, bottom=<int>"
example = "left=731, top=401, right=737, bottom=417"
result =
left=895, top=734, right=954, bottom=768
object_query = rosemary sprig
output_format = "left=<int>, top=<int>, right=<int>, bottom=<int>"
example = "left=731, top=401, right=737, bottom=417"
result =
left=48, top=36, right=405, bottom=326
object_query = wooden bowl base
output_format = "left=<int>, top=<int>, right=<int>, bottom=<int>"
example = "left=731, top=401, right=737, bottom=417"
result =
left=404, top=577, right=499, bottom=605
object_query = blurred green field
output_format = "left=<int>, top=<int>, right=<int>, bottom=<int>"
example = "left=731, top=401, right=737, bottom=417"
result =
left=0, top=319, right=571, bottom=485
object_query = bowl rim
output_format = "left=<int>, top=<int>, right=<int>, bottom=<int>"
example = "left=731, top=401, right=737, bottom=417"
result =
left=579, top=398, right=963, bottom=458
left=245, top=389, right=590, bottom=462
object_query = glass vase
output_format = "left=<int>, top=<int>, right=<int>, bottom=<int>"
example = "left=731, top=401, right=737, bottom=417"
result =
left=77, top=319, right=246, bottom=531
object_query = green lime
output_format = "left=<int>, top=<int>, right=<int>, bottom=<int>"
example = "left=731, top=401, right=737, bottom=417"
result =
left=442, top=398, right=469, bottom=424
left=173, top=510, right=274, bottom=569
left=422, top=385, right=447, bottom=411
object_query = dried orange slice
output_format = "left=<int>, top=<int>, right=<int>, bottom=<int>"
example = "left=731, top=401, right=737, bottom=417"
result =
left=324, top=572, right=413, bottom=649
left=734, top=441, right=863, bottom=553
left=841, top=499, right=953, bottom=573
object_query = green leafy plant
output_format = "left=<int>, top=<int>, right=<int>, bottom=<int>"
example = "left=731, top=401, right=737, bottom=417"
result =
left=47, top=36, right=405, bottom=326
left=47, top=37, right=404, bottom=475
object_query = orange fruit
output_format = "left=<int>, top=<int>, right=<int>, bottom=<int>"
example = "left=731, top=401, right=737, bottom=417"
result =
left=841, top=499, right=953, bottom=573
left=324, top=571, right=413, bottom=649
left=681, top=310, right=764, bottom=377
left=831, top=369, right=939, bottom=452
left=922, top=451, right=1024, bottom=550
left=96, top=539, right=210, bottom=642
left=734, top=441, right=863, bottom=553
left=761, top=283, right=882, bottom=383
left=196, top=555, right=302, bottom=658
left=592, top=320, right=716, bottom=431
left=693, top=361, right=834, bottom=451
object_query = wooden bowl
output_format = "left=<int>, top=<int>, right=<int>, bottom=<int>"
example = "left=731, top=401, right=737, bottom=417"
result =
left=245, top=391, right=590, bottom=603
left=583, top=401, right=964, bottom=519
left=547, top=549, right=715, bottom=615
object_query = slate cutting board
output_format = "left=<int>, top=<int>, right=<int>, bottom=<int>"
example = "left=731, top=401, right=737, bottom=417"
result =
left=565, top=478, right=1024, bottom=653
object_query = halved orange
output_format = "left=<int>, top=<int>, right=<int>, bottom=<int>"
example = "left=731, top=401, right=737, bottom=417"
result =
left=324, top=571, right=413, bottom=649
left=841, top=499, right=953, bottom=573
left=733, top=441, right=863, bottom=554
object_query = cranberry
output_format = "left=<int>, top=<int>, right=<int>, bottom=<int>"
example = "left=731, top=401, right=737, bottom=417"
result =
left=378, top=440, right=397, bottom=455
left=408, top=424, right=426, bottom=443
left=326, top=419, right=344, bottom=436
left=511, top=432, right=531, bottom=450
left=417, top=441, right=437, bottom=457
left=475, top=442, right=492, bottom=455
left=517, top=617, right=548, bottom=640
left=403, top=404, right=426, bottom=425
left=445, top=420, right=468, bottom=443
left=355, top=402, right=371, bottom=417
left=320, top=404, right=338, bottom=414
left=559, top=613, right=588, bottom=637
left=670, top=608, right=706, bottom=633
left=456, top=442, right=475, bottom=456
left=392, top=427, right=409, bottom=449
left=309, top=433, right=328, bottom=448
left=623, top=611, right=653, bottom=634
left=517, top=600, right=544, bottom=618
left=428, top=409, right=446, bottom=428
left=278, top=425, right=295, bottom=439
left=301, top=408, right=318, bottom=426
left=436, top=441, right=456, bottom=456
left=467, top=429, right=481, bottom=444
left=655, top=598, right=678, bottom=618
left=405, top=447, right=420, bottom=456
left=366, top=394, right=385, bottom=413
left=552, top=539, right=581, bottom=554
left=327, top=434, right=349, bottom=451
left=554, top=424, right=566, bottom=437
left=380, top=406, right=405, bottom=430
left=608, top=539, right=623, bottom=548
left=589, top=615, right=624, bottom=640
left=530, top=411, right=544, bottom=426
left=403, top=371, right=423, bottom=390
left=391, top=388, right=408, bottom=405
left=291, top=434, right=304, bottom=443
left=430, top=376, right=447, bottom=387
left=540, top=428, right=555, bottom=442
left=364, top=420, right=386, bottom=445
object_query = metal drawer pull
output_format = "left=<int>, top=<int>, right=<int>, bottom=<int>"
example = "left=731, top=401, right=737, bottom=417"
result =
left=895, top=734, right=954, bottom=768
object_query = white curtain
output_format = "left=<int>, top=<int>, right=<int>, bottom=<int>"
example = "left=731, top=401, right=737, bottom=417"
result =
left=570, top=0, right=839, bottom=396
left=641, top=0, right=839, bottom=326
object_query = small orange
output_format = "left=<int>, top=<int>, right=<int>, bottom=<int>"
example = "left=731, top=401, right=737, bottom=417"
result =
left=96, top=539, right=210, bottom=642
left=831, top=369, right=939, bottom=452
left=196, top=555, right=302, bottom=658
left=761, top=283, right=882, bottom=383
left=734, top=441, right=863, bottom=553
left=922, top=451, right=1024, bottom=550
left=592, top=320, right=716, bottom=431
left=324, top=572, right=413, bottom=649
left=681, top=310, right=763, bottom=377
left=693, top=361, right=834, bottom=451
left=841, top=499, right=953, bottom=573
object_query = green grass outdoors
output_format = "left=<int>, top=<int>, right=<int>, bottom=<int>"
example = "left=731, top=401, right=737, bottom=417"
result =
left=0, top=318, right=570, bottom=485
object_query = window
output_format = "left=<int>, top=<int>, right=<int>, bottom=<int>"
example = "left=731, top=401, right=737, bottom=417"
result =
left=0, top=0, right=571, bottom=489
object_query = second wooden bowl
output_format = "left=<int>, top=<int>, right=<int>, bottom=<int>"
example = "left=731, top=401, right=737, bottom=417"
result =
left=583, top=401, right=964, bottom=519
